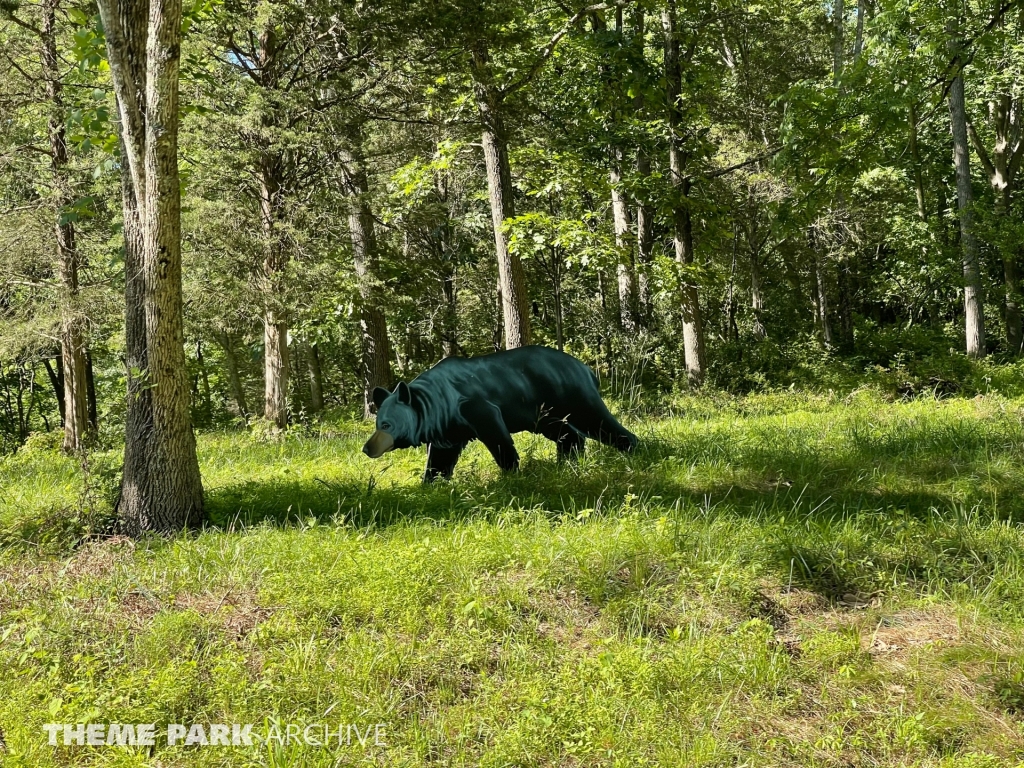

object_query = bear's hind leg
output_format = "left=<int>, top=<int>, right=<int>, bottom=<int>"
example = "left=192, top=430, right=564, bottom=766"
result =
left=539, top=420, right=586, bottom=461
left=423, top=443, right=465, bottom=484
left=567, top=402, right=638, bottom=453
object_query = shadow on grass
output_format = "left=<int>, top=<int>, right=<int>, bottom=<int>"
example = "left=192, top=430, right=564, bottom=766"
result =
left=201, top=422, right=1024, bottom=602
left=206, top=420, right=1024, bottom=527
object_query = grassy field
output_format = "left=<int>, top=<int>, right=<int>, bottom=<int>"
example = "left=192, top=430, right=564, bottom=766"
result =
left=1, top=391, right=1024, bottom=766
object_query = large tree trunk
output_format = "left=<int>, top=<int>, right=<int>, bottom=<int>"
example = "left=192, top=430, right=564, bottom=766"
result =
left=340, top=138, right=392, bottom=418
left=947, top=17, right=986, bottom=358
left=99, top=0, right=204, bottom=534
left=472, top=42, right=531, bottom=349
left=662, top=0, right=706, bottom=385
left=41, top=0, right=91, bottom=453
left=214, top=329, right=248, bottom=417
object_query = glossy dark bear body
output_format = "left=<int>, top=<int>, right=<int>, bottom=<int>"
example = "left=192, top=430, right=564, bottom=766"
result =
left=362, top=346, right=638, bottom=482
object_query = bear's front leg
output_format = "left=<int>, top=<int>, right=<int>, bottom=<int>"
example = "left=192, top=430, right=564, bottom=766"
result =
left=461, top=401, right=520, bottom=473
left=423, top=443, right=465, bottom=484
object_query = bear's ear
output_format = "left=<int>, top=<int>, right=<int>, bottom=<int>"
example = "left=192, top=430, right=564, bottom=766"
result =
left=395, top=381, right=411, bottom=405
left=372, top=387, right=391, bottom=409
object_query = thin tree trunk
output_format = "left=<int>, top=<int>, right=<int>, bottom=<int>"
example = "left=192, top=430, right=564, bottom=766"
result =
left=947, top=16, right=986, bottom=358
left=909, top=103, right=928, bottom=222
left=968, top=92, right=1021, bottom=354
left=85, top=352, right=97, bottom=429
left=472, top=42, right=531, bottom=349
left=41, top=0, right=91, bottom=453
left=750, top=238, right=766, bottom=339
left=610, top=149, right=638, bottom=332
left=306, top=343, right=324, bottom=414
left=814, top=250, right=834, bottom=348
left=662, top=0, right=706, bottom=385
left=99, top=0, right=204, bottom=534
left=632, top=7, right=654, bottom=325
left=853, top=0, right=866, bottom=62
left=609, top=9, right=638, bottom=332
left=340, top=138, right=392, bottom=418
left=726, top=228, right=739, bottom=341
left=832, top=0, right=845, bottom=86
left=635, top=151, right=654, bottom=324
left=44, top=357, right=65, bottom=425
left=436, top=166, right=459, bottom=357
left=254, top=28, right=290, bottom=428
left=214, top=329, right=248, bottom=417
left=196, top=338, right=212, bottom=425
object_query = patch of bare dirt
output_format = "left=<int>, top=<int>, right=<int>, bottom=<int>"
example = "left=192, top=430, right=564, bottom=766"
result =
left=62, top=536, right=136, bottom=580
left=170, top=588, right=273, bottom=639
left=863, top=608, right=962, bottom=665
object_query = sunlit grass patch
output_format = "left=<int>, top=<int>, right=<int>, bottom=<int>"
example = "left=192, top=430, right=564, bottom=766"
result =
left=2, top=392, right=1024, bottom=766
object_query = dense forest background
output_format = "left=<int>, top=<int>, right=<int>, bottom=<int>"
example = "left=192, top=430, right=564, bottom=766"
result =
left=2, top=0, right=1023, bottom=457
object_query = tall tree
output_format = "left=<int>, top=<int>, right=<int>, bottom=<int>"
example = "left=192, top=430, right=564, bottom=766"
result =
left=470, top=42, right=532, bottom=349
left=340, top=135, right=394, bottom=418
left=98, top=0, right=204, bottom=533
left=946, top=14, right=986, bottom=358
left=662, top=0, right=707, bottom=385
left=41, top=0, right=92, bottom=451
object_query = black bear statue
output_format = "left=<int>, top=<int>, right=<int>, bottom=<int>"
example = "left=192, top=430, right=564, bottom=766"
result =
left=362, top=346, right=638, bottom=482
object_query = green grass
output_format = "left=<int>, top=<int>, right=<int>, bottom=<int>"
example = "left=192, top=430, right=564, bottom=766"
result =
left=2, top=391, right=1024, bottom=766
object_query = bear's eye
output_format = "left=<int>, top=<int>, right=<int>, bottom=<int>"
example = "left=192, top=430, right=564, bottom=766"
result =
left=381, top=423, right=391, bottom=430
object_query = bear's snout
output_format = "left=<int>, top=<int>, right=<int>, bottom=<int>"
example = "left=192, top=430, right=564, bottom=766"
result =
left=363, top=430, right=396, bottom=458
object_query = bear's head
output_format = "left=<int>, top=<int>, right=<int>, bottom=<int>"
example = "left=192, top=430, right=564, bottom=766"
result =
left=362, top=382, right=420, bottom=458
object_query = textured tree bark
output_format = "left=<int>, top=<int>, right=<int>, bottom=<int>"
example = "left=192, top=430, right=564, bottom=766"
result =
left=340, top=139, right=393, bottom=418
left=99, top=0, right=204, bottom=534
left=41, top=0, right=91, bottom=453
left=306, top=343, right=324, bottom=414
left=214, top=329, right=248, bottom=417
left=947, top=17, right=986, bottom=359
left=472, top=42, right=531, bottom=349
left=139, top=0, right=203, bottom=528
left=662, top=1, right=706, bottom=385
